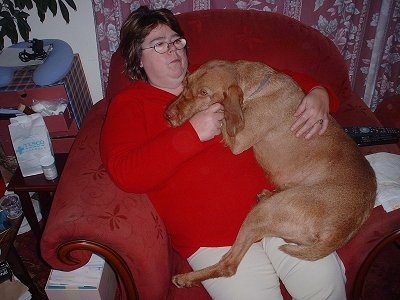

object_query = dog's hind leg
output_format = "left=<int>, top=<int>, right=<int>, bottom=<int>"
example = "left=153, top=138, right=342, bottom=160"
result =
left=173, top=192, right=280, bottom=287
left=172, top=244, right=250, bottom=288
left=172, top=209, right=263, bottom=287
left=172, top=192, right=275, bottom=288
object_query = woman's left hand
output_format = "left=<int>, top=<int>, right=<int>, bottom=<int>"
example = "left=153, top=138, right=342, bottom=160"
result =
left=290, top=86, right=329, bottom=139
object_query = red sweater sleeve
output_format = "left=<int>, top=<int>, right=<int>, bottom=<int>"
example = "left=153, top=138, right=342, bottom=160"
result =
left=282, top=69, right=340, bottom=113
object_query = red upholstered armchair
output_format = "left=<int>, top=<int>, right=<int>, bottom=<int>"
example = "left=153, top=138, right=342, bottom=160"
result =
left=41, top=10, right=400, bottom=299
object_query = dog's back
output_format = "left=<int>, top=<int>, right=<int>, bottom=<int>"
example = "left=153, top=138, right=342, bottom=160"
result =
left=227, top=61, right=376, bottom=259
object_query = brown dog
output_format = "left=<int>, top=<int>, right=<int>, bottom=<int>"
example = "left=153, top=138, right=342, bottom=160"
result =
left=164, top=60, right=376, bottom=288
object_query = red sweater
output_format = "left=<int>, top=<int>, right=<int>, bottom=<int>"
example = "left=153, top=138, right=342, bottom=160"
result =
left=100, top=74, right=339, bottom=258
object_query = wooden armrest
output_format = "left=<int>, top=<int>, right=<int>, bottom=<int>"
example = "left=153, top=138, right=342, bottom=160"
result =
left=57, top=239, right=139, bottom=299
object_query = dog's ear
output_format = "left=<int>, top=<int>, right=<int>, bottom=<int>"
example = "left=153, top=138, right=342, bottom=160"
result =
left=224, top=85, right=245, bottom=137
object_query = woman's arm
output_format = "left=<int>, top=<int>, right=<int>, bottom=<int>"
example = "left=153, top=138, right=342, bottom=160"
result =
left=283, top=70, right=340, bottom=139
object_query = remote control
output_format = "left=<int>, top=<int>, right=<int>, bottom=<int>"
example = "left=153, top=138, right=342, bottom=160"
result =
left=343, top=127, right=400, bottom=147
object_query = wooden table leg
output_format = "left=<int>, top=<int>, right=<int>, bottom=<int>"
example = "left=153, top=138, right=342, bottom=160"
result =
left=17, top=192, right=41, bottom=239
left=38, top=192, right=52, bottom=222
left=7, top=244, right=42, bottom=300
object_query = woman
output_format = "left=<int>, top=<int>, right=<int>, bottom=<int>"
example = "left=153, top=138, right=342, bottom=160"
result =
left=100, top=6, right=346, bottom=300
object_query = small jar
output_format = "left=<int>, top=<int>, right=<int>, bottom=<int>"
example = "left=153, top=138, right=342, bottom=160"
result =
left=40, top=155, right=58, bottom=180
left=0, top=193, right=23, bottom=219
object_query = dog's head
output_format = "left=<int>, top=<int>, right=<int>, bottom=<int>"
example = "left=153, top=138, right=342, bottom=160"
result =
left=165, top=60, right=245, bottom=137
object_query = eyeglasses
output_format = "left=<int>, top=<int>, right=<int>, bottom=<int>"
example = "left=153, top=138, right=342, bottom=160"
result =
left=141, top=37, right=187, bottom=54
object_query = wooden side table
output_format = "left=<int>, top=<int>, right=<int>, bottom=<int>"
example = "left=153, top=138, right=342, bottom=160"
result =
left=0, top=215, right=41, bottom=299
left=6, top=153, right=68, bottom=239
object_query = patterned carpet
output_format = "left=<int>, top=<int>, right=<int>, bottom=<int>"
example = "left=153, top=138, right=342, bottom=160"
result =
left=12, top=227, right=400, bottom=300
left=14, top=227, right=50, bottom=300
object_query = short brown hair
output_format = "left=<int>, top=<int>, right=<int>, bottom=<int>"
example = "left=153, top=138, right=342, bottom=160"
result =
left=119, top=6, right=186, bottom=81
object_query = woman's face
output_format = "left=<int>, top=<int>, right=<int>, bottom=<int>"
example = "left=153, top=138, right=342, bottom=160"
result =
left=140, top=24, right=188, bottom=93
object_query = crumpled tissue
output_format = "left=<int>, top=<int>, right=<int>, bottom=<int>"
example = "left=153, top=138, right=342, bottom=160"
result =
left=365, top=152, right=400, bottom=212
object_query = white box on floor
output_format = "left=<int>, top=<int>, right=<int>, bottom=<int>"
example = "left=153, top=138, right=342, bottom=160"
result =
left=45, top=254, right=117, bottom=300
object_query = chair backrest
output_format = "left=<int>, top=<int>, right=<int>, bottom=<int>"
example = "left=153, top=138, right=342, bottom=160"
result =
left=106, top=9, right=352, bottom=103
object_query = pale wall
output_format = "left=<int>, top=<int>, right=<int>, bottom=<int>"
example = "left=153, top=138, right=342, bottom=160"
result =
left=4, top=2, right=103, bottom=104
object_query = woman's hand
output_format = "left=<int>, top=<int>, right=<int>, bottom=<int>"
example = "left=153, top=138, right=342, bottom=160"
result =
left=290, top=86, right=330, bottom=139
left=189, top=103, right=225, bottom=141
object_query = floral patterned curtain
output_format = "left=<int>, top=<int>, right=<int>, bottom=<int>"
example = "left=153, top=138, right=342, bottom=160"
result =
left=91, top=0, right=399, bottom=110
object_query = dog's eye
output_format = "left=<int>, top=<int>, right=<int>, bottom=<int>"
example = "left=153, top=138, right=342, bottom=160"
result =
left=199, top=89, right=208, bottom=96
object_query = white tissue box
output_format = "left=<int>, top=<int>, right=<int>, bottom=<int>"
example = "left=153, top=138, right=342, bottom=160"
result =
left=45, top=254, right=117, bottom=300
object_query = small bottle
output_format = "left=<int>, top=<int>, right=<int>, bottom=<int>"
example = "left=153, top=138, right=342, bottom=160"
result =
left=40, top=155, right=58, bottom=180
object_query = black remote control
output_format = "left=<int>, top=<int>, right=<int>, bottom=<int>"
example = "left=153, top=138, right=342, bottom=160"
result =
left=343, top=127, right=400, bottom=147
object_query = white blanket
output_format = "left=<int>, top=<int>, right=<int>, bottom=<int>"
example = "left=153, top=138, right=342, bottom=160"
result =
left=365, top=152, right=400, bottom=212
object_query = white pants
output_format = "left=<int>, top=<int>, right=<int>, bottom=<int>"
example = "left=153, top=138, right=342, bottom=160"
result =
left=188, top=237, right=346, bottom=300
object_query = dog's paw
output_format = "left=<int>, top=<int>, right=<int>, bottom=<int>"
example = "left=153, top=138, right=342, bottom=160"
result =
left=172, top=274, right=191, bottom=288
left=172, top=274, right=199, bottom=288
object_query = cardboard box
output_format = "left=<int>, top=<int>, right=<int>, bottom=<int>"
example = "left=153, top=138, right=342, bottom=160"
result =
left=30, top=98, right=74, bottom=133
left=45, top=255, right=117, bottom=300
